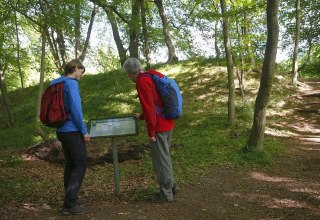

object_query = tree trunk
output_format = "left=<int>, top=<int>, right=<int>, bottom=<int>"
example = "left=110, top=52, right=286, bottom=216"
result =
left=35, top=27, right=49, bottom=141
left=105, top=8, right=127, bottom=65
left=292, top=0, right=301, bottom=85
left=154, top=0, right=178, bottom=63
left=129, top=0, right=140, bottom=58
left=56, top=30, right=67, bottom=67
left=220, top=0, right=235, bottom=126
left=79, top=5, right=98, bottom=62
left=0, top=64, right=14, bottom=127
left=246, top=0, right=279, bottom=152
left=89, top=0, right=128, bottom=64
left=287, top=37, right=312, bottom=75
left=74, top=2, right=81, bottom=59
left=214, top=22, right=221, bottom=58
left=15, top=7, right=25, bottom=106
left=235, top=20, right=246, bottom=104
left=39, top=1, right=63, bottom=73
left=243, top=11, right=256, bottom=68
left=140, top=0, right=151, bottom=69
left=45, top=28, right=63, bottom=72
left=298, top=37, right=312, bottom=72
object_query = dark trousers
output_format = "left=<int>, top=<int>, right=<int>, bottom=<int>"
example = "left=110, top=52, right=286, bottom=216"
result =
left=57, top=132, right=87, bottom=208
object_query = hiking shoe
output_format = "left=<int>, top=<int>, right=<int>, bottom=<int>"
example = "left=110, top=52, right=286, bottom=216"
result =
left=77, top=198, right=86, bottom=205
left=159, top=197, right=173, bottom=203
left=159, top=194, right=173, bottom=203
left=63, top=204, right=87, bottom=215
left=173, top=185, right=179, bottom=195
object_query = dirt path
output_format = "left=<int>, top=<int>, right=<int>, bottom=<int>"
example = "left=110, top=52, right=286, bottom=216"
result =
left=6, top=79, right=320, bottom=220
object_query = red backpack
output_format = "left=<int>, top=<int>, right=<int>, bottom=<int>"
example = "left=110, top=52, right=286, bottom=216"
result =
left=39, top=82, right=69, bottom=127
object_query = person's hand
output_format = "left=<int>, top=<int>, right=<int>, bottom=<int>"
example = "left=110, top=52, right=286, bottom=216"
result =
left=133, top=113, right=141, bottom=120
left=149, top=136, right=156, bottom=142
left=84, top=134, right=90, bottom=142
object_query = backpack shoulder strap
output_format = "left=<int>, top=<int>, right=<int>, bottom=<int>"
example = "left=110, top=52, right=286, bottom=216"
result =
left=141, top=73, right=165, bottom=81
left=140, top=72, right=152, bottom=78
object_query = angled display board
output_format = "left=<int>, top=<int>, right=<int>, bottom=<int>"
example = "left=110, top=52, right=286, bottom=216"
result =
left=89, top=116, right=138, bottom=138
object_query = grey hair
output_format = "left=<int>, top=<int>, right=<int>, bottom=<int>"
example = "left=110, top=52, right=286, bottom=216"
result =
left=123, top=58, right=142, bottom=74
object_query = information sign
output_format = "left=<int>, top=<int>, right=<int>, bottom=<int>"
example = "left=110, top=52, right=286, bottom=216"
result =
left=89, top=116, right=138, bottom=138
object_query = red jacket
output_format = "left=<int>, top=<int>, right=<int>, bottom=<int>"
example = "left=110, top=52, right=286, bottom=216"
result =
left=136, top=69, right=174, bottom=137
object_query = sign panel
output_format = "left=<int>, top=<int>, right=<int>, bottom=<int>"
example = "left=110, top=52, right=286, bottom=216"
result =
left=89, top=116, right=138, bottom=138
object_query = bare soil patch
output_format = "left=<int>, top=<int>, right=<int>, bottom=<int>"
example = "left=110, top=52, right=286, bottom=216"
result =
left=24, top=138, right=150, bottom=166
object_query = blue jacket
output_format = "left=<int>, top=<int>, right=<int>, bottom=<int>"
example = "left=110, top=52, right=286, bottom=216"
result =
left=50, top=76, right=88, bottom=135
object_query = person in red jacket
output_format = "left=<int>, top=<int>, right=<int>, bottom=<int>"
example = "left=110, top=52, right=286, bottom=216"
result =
left=123, top=58, right=178, bottom=202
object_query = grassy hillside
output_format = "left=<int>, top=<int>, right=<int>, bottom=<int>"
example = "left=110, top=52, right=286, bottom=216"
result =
left=0, top=58, right=296, bottom=206
left=1, top=58, right=290, bottom=161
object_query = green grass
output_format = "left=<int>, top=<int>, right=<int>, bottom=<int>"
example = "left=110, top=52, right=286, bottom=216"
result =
left=0, top=59, right=295, bottom=203
left=4, top=155, right=24, bottom=168
left=0, top=177, right=34, bottom=201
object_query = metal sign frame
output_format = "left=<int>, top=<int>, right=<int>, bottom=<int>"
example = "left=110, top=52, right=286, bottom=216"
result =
left=88, top=115, right=139, bottom=196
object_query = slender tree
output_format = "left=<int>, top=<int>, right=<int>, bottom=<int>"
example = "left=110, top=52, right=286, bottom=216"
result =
left=214, top=22, right=221, bottom=58
left=235, top=18, right=245, bottom=104
left=154, top=0, right=178, bottom=63
left=212, top=0, right=221, bottom=58
left=104, top=7, right=127, bottom=65
left=140, top=0, right=151, bottom=69
left=0, top=64, right=14, bottom=127
left=280, top=0, right=319, bottom=76
left=220, top=0, right=235, bottom=126
left=74, top=1, right=81, bottom=59
left=78, top=4, right=98, bottom=62
left=242, top=10, right=256, bottom=68
left=90, top=0, right=142, bottom=64
left=35, top=26, right=49, bottom=141
left=0, top=1, right=15, bottom=127
left=246, top=0, right=279, bottom=152
left=129, top=0, right=140, bottom=58
left=292, top=0, right=301, bottom=85
left=14, top=6, right=25, bottom=103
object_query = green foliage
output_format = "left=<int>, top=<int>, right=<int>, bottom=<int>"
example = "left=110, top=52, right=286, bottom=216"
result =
left=235, top=104, right=254, bottom=121
left=276, top=59, right=291, bottom=73
left=301, top=63, right=320, bottom=78
left=277, top=44, right=320, bottom=79
left=4, top=155, right=24, bottom=167
left=299, top=45, right=320, bottom=78
left=96, top=47, right=121, bottom=72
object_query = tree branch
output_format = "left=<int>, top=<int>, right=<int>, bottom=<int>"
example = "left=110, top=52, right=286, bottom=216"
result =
left=89, top=0, right=129, bottom=24
left=79, top=5, right=99, bottom=61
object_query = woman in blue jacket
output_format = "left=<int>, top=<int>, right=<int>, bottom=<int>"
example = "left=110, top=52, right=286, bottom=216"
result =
left=50, top=59, right=90, bottom=215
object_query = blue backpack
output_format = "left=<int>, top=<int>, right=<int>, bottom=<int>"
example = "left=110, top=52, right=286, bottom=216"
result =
left=143, top=73, right=183, bottom=119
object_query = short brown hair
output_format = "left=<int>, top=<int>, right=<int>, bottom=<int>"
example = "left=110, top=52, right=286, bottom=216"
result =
left=64, top=59, right=85, bottom=75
